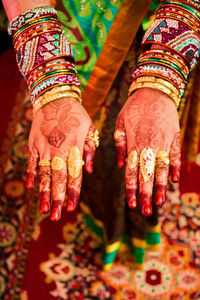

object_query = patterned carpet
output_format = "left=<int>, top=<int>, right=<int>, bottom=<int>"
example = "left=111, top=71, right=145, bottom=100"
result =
left=0, top=51, right=200, bottom=300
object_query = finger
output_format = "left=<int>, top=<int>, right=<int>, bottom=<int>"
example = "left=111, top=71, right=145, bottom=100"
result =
left=67, top=171, right=82, bottom=212
left=26, top=145, right=39, bottom=189
left=155, top=152, right=170, bottom=206
left=38, top=163, right=51, bottom=214
left=67, top=146, right=84, bottom=211
left=170, top=132, right=181, bottom=183
left=50, top=157, right=67, bottom=221
left=139, top=147, right=156, bottom=216
left=115, top=115, right=127, bottom=168
left=83, top=124, right=96, bottom=174
left=125, top=150, right=139, bottom=209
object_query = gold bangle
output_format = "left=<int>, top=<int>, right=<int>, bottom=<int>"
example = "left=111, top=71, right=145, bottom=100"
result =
left=37, top=84, right=82, bottom=96
left=33, top=90, right=82, bottom=115
left=33, top=84, right=81, bottom=106
left=129, top=81, right=180, bottom=108
left=134, top=76, right=180, bottom=96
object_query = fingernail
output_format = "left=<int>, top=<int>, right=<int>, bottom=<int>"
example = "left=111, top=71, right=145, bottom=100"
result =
left=128, top=197, right=137, bottom=209
left=172, top=173, right=179, bottom=183
left=118, top=157, right=124, bottom=168
left=142, top=203, right=152, bottom=217
left=66, top=200, right=75, bottom=212
left=50, top=208, right=61, bottom=221
left=155, top=194, right=164, bottom=206
left=40, top=201, right=50, bottom=213
left=86, top=161, right=93, bottom=174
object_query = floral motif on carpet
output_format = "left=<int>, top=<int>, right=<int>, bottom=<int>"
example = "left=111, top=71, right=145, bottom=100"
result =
left=22, top=206, right=200, bottom=299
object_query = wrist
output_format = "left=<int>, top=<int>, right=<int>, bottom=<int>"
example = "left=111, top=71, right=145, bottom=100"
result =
left=129, top=87, right=178, bottom=111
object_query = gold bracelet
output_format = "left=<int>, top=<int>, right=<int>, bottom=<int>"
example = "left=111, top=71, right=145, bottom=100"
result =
left=33, top=84, right=82, bottom=107
left=134, top=76, right=180, bottom=97
left=129, top=80, right=180, bottom=108
left=33, top=90, right=82, bottom=115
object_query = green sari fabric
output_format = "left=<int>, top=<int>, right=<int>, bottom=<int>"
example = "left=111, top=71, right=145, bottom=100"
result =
left=56, top=0, right=153, bottom=118
left=57, top=0, right=122, bottom=89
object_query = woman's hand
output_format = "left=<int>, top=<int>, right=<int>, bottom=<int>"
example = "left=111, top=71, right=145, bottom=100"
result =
left=26, top=97, right=96, bottom=221
left=115, top=88, right=181, bottom=216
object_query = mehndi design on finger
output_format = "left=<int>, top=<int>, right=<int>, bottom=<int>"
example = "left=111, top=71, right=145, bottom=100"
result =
left=51, top=156, right=66, bottom=170
left=26, top=147, right=39, bottom=189
left=38, top=165, right=51, bottom=213
left=140, top=147, right=155, bottom=182
left=126, top=150, right=139, bottom=169
left=68, top=146, right=84, bottom=179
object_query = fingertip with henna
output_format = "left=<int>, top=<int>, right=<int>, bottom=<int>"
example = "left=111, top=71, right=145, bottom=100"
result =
left=50, top=207, right=61, bottom=221
left=142, top=202, right=152, bottom=216
left=155, top=194, right=165, bottom=206
left=128, top=197, right=137, bottom=209
left=140, top=194, right=152, bottom=216
left=155, top=185, right=166, bottom=206
left=40, top=200, right=50, bottom=213
left=66, top=189, right=79, bottom=211
left=85, top=161, right=93, bottom=174
left=171, top=172, right=179, bottom=183
left=25, top=173, right=35, bottom=189
left=127, top=189, right=137, bottom=209
left=66, top=200, right=75, bottom=211
left=118, top=156, right=125, bottom=168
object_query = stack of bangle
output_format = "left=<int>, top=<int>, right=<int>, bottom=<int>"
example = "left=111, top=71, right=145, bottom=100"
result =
left=28, top=60, right=80, bottom=103
left=142, top=0, right=200, bottom=69
left=158, top=1, right=200, bottom=36
left=163, top=0, right=200, bottom=11
left=131, top=49, right=188, bottom=96
left=129, top=0, right=200, bottom=108
left=129, top=76, right=180, bottom=107
left=8, top=7, right=82, bottom=112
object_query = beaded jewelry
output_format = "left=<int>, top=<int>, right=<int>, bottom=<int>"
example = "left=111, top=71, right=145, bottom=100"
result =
left=142, top=1, right=200, bottom=69
left=130, top=0, right=200, bottom=108
left=8, top=7, right=82, bottom=110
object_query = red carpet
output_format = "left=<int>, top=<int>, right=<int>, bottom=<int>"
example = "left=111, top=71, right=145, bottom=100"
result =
left=0, top=49, right=22, bottom=149
left=0, top=50, right=200, bottom=300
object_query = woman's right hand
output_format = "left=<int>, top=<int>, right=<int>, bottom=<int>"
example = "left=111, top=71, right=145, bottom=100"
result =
left=26, top=97, right=97, bottom=221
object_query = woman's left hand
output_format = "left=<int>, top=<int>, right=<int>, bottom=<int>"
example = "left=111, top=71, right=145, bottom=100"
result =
left=115, top=88, right=181, bottom=216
